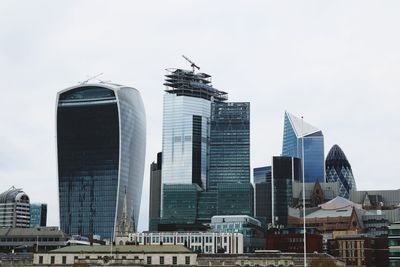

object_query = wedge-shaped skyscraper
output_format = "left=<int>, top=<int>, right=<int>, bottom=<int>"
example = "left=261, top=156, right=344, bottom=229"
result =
left=326, top=144, right=356, bottom=199
left=56, top=83, right=146, bottom=240
left=282, top=111, right=324, bottom=183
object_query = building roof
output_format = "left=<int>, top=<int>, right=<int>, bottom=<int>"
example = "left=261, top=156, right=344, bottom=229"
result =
left=319, top=196, right=362, bottom=210
left=350, top=189, right=400, bottom=207
left=0, top=227, right=66, bottom=237
left=293, top=181, right=340, bottom=200
left=285, top=111, right=321, bottom=137
left=49, top=245, right=193, bottom=254
left=326, top=144, right=348, bottom=162
left=163, top=68, right=228, bottom=102
left=0, top=186, right=29, bottom=203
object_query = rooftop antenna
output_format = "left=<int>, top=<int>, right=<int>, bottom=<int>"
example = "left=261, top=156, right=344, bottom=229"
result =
left=182, top=55, right=200, bottom=72
left=80, top=73, right=104, bottom=84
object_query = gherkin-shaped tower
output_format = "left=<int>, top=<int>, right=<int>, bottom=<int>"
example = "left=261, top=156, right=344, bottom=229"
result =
left=325, top=144, right=356, bottom=199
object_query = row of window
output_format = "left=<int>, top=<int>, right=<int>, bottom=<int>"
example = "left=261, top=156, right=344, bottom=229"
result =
left=39, top=255, right=191, bottom=265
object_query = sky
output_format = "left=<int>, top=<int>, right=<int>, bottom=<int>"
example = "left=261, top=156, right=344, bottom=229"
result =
left=1, top=1, right=399, bottom=232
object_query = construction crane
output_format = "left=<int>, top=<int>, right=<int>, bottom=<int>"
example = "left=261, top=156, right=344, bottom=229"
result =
left=80, top=73, right=103, bottom=84
left=182, top=55, right=200, bottom=72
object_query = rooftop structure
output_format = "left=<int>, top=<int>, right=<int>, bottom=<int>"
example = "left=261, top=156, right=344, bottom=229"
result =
left=164, top=69, right=228, bottom=102
left=292, top=180, right=340, bottom=208
left=288, top=196, right=365, bottom=234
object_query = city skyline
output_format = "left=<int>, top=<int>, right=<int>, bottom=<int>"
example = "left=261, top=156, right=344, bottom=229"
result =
left=1, top=1, right=400, bottom=232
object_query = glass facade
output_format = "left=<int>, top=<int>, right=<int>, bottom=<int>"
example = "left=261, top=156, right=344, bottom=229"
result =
left=217, top=183, right=254, bottom=216
left=255, top=182, right=272, bottom=226
left=271, top=156, right=301, bottom=227
left=161, top=184, right=201, bottom=224
left=253, top=166, right=271, bottom=184
left=208, top=102, right=250, bottom=190
left=282, top=111, right=324, bottom=183
left=30, top=203, right=47, bottom=227
left=326, top=144, right=356, bottom=199
left=161, top=93, right=211, bottom=188
left=57, top=84, right=146, bottom=240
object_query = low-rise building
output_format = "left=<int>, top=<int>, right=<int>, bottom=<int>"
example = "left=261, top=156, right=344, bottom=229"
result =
left=210, top=215, right=266, bottom=252
left=120, top=232, right=244, bottom=254
left=266, top=233, right=323, bottom=253
left=33, top=245, right=196, bottom=266
left=327, top=232, right=388, bottom=267
left=197, top=252, right=345, bottom=267
left=0, top=227, right=67, bottom=253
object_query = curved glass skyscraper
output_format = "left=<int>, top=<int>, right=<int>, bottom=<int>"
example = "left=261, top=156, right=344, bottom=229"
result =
left=56, top=83, right=146, bottom=240
left=326, top=144, right=356, bottom=199
left=282, top=111, right=325, bottom=183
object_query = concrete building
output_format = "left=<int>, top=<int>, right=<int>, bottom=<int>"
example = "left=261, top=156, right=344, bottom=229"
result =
left=210, top=215, right=265, bottom=252
left=120, top=232, right=243, bottom=254
left=33, top=245, right=196, bottom=266
left=0, top=187, right=30, bottom=228
left=288, top=196, right=364, bottom=240
left=197, top=252, right=345, bottom=267
left=327, top=232, right=389, bottom=267
left=0, top=227, right=67, bottom=253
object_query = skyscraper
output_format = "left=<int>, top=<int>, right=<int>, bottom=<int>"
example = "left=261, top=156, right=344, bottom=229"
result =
left=160, top=67, right=253, bottom=225
left=57, top=83, right=146, bottom=240
left=271, top=156, right=301, bottom=227
left=149, top=152, right=162, bottom=231
left=253, top=166, right=272, bottom=184
left=282, top=111, right=324, bottom=183
left=208, top=102, right=250, bottom=190
left=161, top=69, right=227, bottom=189
left=326, top=144, right=356, bottom=199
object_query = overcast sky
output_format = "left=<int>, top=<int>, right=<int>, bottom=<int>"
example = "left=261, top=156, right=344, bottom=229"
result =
left=1, top=1, right=399, bottom=232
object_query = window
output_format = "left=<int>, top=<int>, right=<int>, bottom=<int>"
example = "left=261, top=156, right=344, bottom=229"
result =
left=74, top=256, right=78, bottom=261
left=122, top=256, right=126, bottom=260
left=147, top=256, right=152, bottom=264
left=173, top=256, right=177, bottom=265
left=39, top=256, right=43, bottom=264
left=185, top=256, right=190, bottom=265
left=62, top=256, right=66, bottom=264
left=50, top=256, right=55, bottom=264
left=160, top=256, right=164, bottom=265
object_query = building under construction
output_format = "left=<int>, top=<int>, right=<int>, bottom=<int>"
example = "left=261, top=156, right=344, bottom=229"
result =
left=164, top=68, right=228, bottom=102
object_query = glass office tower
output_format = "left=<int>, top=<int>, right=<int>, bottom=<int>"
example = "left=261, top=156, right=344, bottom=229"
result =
left=161, top=69, right=227, bottom=189
left=282, top=111, right=324, bottom=183
left=208, top=102, right=250, bottom=190
left=57, top=83, right=146, bottom=240
left=271, top=156, right=301, bottom=227
left=326, top=144, right=356, bottom=199
left=253, top=166, right=272, bottom=184
left=30, top=203, right=47, bottom=228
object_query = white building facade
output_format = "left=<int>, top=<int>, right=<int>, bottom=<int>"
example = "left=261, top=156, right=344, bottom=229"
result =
left=120, top=232, right=244, bottom=254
